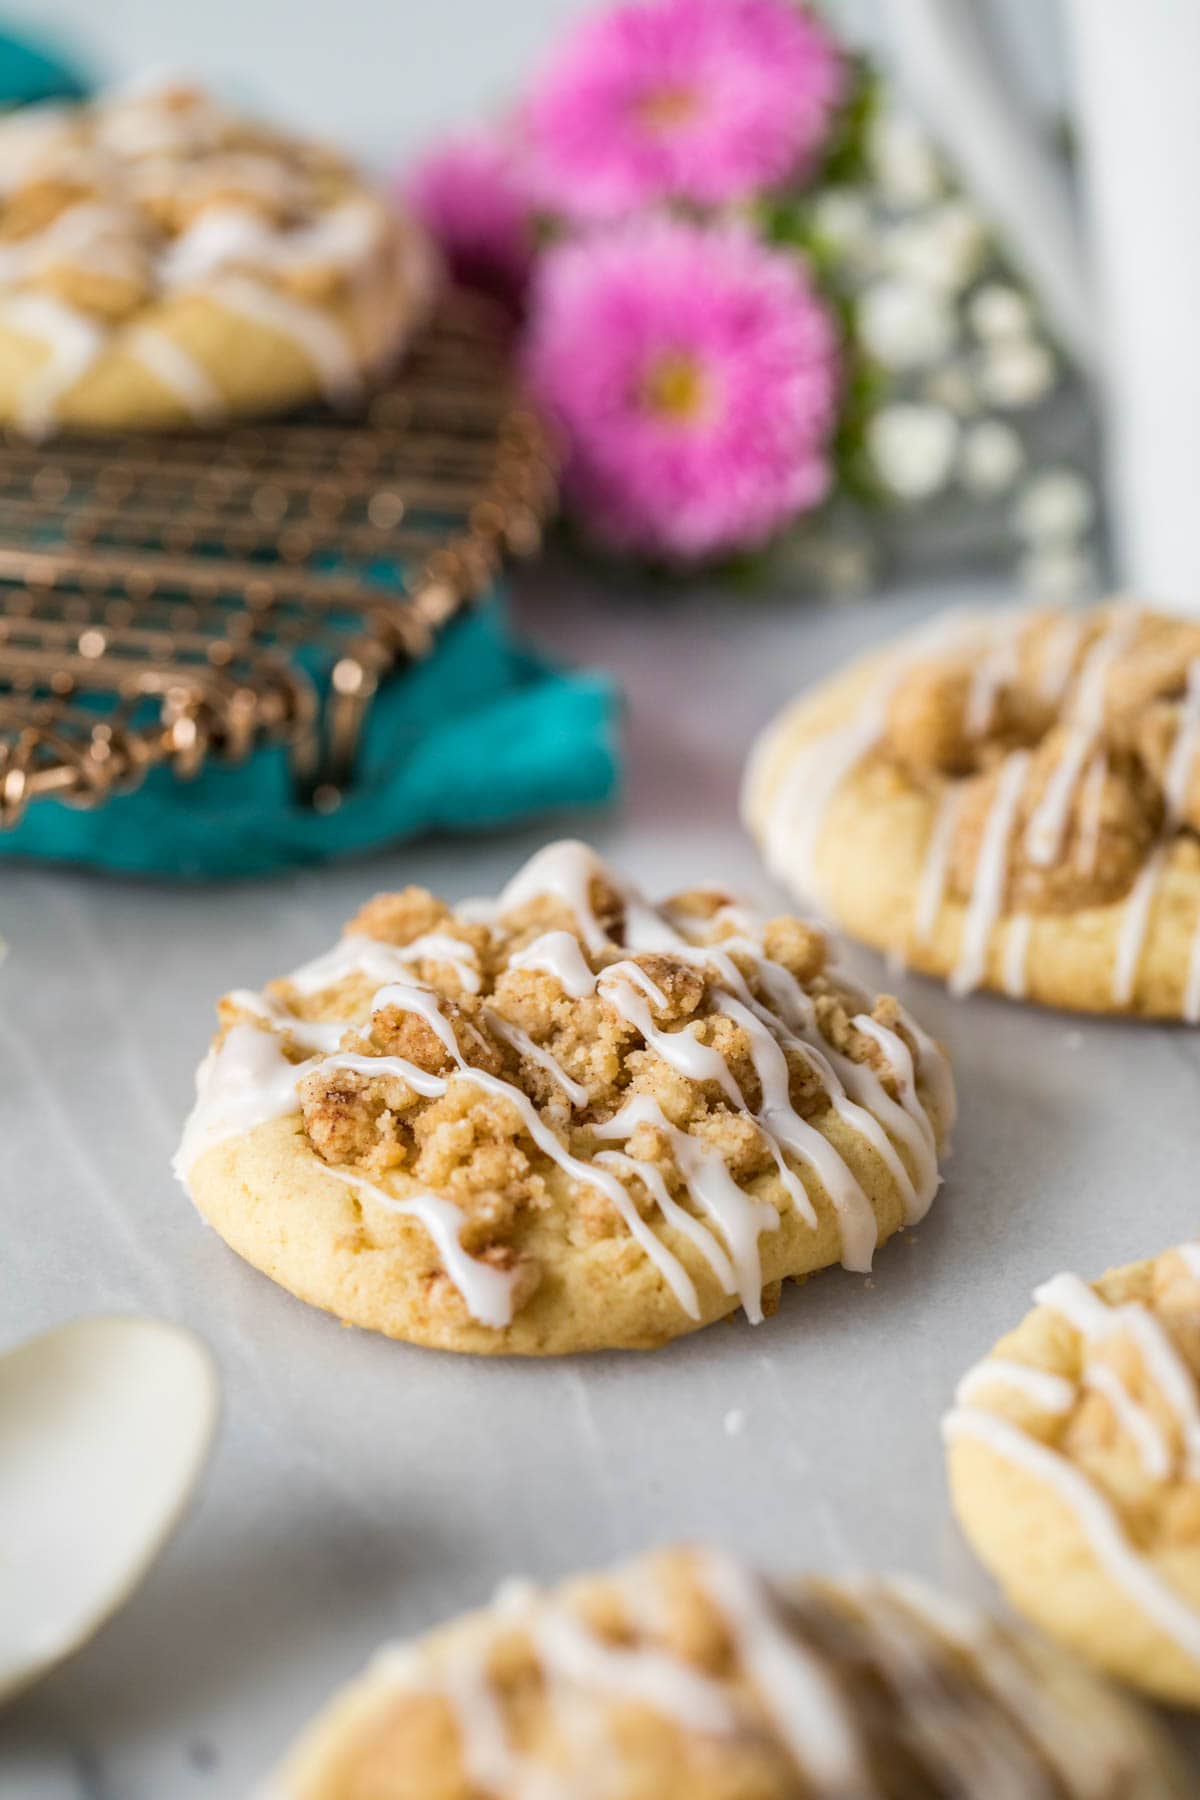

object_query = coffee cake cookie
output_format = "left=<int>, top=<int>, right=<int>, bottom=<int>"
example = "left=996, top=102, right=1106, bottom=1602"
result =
left=175, top=841, right=954, bottom=1354
left=744, top=601, right=1200, bottom=1016
left=265, top=1545, right=1188, bottom=1798
left=0, top=83, right=434, bottom=432
left=946, top=1241, right=1200, bottom=1705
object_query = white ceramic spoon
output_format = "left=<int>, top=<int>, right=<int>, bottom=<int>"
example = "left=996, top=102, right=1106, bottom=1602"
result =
left=0, top=1314, right=218, bottom=1704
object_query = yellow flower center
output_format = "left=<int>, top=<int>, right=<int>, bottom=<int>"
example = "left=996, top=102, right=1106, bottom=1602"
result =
left=636, top=86, right=699, bottom=131
left=643, top=353, right=707, bottom=422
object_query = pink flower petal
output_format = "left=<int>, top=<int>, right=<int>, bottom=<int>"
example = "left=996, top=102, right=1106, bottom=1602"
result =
left=406, top=131, right=534, bottom=302
left=523, top=0, right=846, bottom=221
left=525, top=217, right=840, bottom=560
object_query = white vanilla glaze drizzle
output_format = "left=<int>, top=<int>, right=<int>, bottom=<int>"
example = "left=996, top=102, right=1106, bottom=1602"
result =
left=162, top=198, right=380, bottom=288
left=3, top=293, right=104, bottom=433
left=132, top=150, right=307, bottom=209
left=592, top=1148, right=736, bottom=1303
left=954, top=1358, right=1075, bottom=1414
left=0, top=201, right=134, bottom=282
left=0, top=104, right=74, bottom=193
left=495, top=840, right=618, bottom=954
left=177, top=843, right=951, bottom=1331
left=172, top=1022, right=316, bottom=1179
left=507, top=929, right=595, bottom=998
left=632, top=921, right=942, bottom=1226
left=750, top=599, right=1200, bottom=1020
left=591, top=1094, right=780, bottom=1322
left=1165, top=659, right=1200, bottom=824
left=945, top=1253, right=1200, bottom=1666
left=366, top=1551, right=1132, bottom=1800
left=949, top=751, right=1032, bottom=997
left=224, top=986, right=348, bottom=1053
left=944, top=1406, right=1200, bottom=1667
left=438, top=1644, right=530, bottom=1791
left=840, top=1588, right=1054, bottom=1800
left=530, top=1604, right=739, bottom=1734
left=484, top=1009, right=589, bottom=1110
left=1034, top=607, right=1086, bottom=702
left=287, top=930, right=481, bottom=995
left=1001, top=914, right=1032, bottom=1001
left=912, top=787, right=961, bottom=945
left=599, top=968, right=741, bottom=1105
left=873, top=1576, right=1107, bottom=1790
left=698, top=1552, right=869, bottom=1789
left=322, top=1165, right=519, bottom=1330
left=204, top=271, right=359, bottom=399
left=965, top=621, right=1022, bottom=737
left=1186, top=932, right=1200, bottom=1027
left=758, top=699, right=892, bottom=907
left=349, top=981, right=754, bottom=1324
left=506, top=843, right=947, bottom=1259
left=1073, top=752, right=1108, bottom=876
left=1024, top=607, right=1139, bottom=868
left=0, top=88, right=397, bottom=430
left=714, top=991, right=877, bottom=1269
left=126, top=325, right=225, bottom=422
left=1111, top=842, right=1165, bottom=1007
left=1082, top=1362, right=1171, bottom=1481
left=748, top=606, right=997, bottom=913
left=1035, top=1270, right=1200, bottom=1479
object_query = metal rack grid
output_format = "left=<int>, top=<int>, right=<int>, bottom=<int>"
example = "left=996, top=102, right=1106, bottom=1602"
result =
left=0, top=292, right=557, bottom=827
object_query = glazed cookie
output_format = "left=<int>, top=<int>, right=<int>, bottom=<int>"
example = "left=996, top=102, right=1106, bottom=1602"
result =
left=945, top=1241, right=1200, bottom=1705
left=175, top=840, right=954, bottom=1354
left=265, top=1544, right=1188, bottom=1798
left=0, top=83, right=434, bottom=432
left=743, top=601, right=1200, bottom=1017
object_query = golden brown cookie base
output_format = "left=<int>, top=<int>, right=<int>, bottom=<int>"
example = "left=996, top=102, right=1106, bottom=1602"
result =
left=187, top=1106, right=920, bottom=1357
left=745, top=660, right=1200, bottom=1019
left=178, top=844, right=953, bottom=1355
left=947, top=1252, right=1200, bottom=1706
left=268, top=1546, right=1190, bottom=1798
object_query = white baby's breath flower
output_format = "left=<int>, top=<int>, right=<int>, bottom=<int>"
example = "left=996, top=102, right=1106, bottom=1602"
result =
left=859, top=277, right=957, bottom=371
left=958, top=419, right=1025, bottom=495
left=1019, top=543, right=1098, bottom=603
left=884, top=200, right=987, bottom=294
left=868, top=109, right=943, bottom=206
left=868, top=402, right=959, bottom=501
left=923, top=359, right=979, bottom=417
left=978, top=339, right=1056, bottom=408
left=813, top=188, right=876, bottom=267
left=1013, top=469, right=1096, bottom=544
left=968, top=282, right=1033, bottom=342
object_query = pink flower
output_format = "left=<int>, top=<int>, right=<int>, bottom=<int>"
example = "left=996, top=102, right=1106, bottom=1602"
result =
left=522, top=0, right=845, bottom=222
left=525, top=217, right=839, bottom=560
left=406, top=132, right=534, bottom=302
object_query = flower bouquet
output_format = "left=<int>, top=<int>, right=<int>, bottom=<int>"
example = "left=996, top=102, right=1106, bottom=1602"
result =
left=407, top=0, right=1096, bottom=591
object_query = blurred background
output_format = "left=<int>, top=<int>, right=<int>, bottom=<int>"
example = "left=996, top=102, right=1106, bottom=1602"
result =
left=14, top=1, right=1068, bottom=164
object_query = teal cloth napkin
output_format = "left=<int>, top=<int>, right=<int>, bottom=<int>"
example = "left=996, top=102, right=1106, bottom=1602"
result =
left=0, top=27, right=87, bottom=106
left=0, top=594, right=622, bottom=878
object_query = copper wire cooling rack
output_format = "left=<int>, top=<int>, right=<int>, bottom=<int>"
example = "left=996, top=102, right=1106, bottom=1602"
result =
left=0, top=293, right=557, bottom=828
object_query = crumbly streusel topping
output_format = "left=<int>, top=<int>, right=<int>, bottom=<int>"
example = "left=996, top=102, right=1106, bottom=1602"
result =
left=267, top=876, right=894, bottom=1227
left=197, top=843, right=950, bottom=1329
left=0, top=86, right=389, bottom=324
left=952, top=1244, right=1200, bottom=1552
left=277, top=1546, right=1168, bottom=1799
left=884, top=604, right=1200, bottom=914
